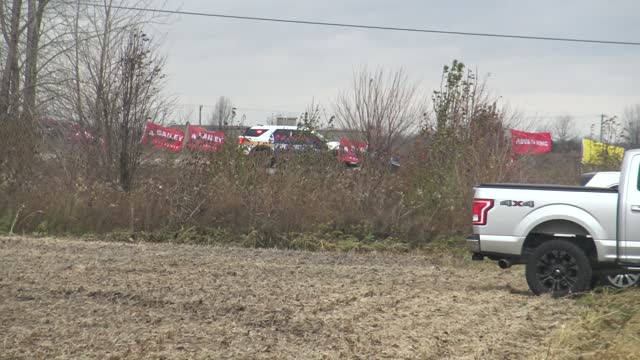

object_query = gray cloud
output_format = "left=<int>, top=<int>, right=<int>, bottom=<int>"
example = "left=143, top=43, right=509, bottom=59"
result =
left=154, top=0, right=640, bottom=129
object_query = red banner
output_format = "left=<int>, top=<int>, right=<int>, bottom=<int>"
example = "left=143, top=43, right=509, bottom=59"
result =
left=142, top=122, right=185, bottom=152
left=338, top=138, right=368, bottom=164
left=510, top=129, right=552, bottom=156
left=187, top=126, right=225, bottom=152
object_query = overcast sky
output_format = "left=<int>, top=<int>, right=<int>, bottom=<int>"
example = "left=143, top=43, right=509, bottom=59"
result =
left=152, top=0, right=639, bottom=134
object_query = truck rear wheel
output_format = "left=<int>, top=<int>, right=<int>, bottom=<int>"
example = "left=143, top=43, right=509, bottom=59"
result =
left=525, top=240, right=592, bottom=297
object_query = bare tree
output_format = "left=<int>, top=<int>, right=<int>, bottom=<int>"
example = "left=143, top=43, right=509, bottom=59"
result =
left=299, top=98, right=323, bottom=130
left=0, top=0, right=53, bottom=188
left=0, top=0, right=170, bottom=192
left=624, top=104, right=640, bottom=146
left=551, top=116, right=575, bottom=142
left=0, top=1, right=74, bottom=123
left=22, top=0, right=48, bottom=118
left=37, top=1, right=169, bottom=190
left=0, top=0, right=166, bottom=125
left=544, top=115, right=576, bottom=152
left=429, top=60, right=507, bottom=147
left=41, top=0, right=169, bottom=124
left=112, top=30, right=164, bottom=191
left=0, top=0, right=22, bottom=119
left=335, top=67, right=424, bottom=153
left=0, top=0, right=55, bottom=121
left=174, top=104, right=196, bottom=125
left=210, top=96, right=234, bottom=128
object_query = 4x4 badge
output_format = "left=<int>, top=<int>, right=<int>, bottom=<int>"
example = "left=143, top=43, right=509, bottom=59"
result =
left=500, top=200, right=534, bottom=207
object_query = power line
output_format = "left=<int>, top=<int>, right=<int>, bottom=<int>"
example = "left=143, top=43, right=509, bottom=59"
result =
left=175, top=103, right=611, bottom=119
left=67, top=1, right=640, bottom=46
left=520, top=114, right=611, bottom=120
left=175, top=104, right=297, bottom=113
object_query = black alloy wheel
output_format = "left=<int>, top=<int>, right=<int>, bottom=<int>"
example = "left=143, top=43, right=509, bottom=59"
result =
left=526, top=240, right=592, bottom=297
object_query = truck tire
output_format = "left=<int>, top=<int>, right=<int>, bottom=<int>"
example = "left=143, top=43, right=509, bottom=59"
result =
left=525, top=240, right=592, bottom=297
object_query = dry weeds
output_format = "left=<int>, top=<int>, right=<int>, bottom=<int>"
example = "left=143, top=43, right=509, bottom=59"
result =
left=538, top=288, right=640, bottom=360
left=0, top=236, right=578, bottom=359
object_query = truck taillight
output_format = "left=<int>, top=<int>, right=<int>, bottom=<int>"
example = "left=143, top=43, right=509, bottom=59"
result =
left=238, top=137, right=245, bottom=145
left=472, top=199, right=494, bottom=225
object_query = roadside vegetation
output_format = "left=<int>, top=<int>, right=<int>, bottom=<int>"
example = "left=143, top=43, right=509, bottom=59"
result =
left=0, top=65, right=591, bottom=250
left=1, top=1, right=636, bottom=250
left=2, top=2, right=629, bottom=249
left=540, top=288, right=640, bottom=359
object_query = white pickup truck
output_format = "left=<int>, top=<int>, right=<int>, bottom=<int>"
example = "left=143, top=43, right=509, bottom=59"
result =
left=468, top=149, right=640, bottom=296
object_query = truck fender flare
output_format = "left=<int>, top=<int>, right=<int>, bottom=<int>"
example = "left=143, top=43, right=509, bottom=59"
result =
left=515, top=204, right=607, bottom=241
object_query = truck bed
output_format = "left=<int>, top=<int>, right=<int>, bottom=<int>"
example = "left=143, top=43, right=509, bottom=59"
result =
left=472, top=183, right=619, bottom=261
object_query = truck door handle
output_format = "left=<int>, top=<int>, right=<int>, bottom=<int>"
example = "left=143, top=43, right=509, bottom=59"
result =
left=632, top=205, right=640, bottom=212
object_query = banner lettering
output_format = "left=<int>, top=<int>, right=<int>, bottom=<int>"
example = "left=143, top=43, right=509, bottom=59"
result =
left=187, top=126, right=225, bottom=152
left=142, top=122, right=185, bottom=152
left=510, top=129, right=552, bottom=156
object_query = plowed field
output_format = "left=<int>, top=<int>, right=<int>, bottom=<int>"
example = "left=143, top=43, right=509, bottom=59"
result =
left=0, top=237, right=577, bottom=359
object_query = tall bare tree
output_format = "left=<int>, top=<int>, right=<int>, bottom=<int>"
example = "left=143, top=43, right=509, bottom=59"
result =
left=545, top=115, right=576, bottom=151
left=335, top=67, right=424, bottom=153
left=0, top=0, right=170, bottom=191
left=22, top=0, right=48, bottom=118
left=0, top=0, right=24, bottom=119
left=210, top=96, right=234, bottom=128
left=0, top=0, right=52, bottom=120
left=551, top=116, right=575, bottom=142
left=299, top=98, right=324, bottom=130
left=0, top=0, right=54, bottom=189
left=624, top=104, right=640, bottom=146
left=45, top=1, right=170, bottom=190
left=115, top=30, right=166, bottom=191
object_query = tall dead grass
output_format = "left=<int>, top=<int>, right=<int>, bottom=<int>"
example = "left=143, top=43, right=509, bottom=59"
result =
left=0, top=59, right=590, bottom=248
left=539, top=288, right=640, bottom=359
left=0, top=126, right=583, bottom=248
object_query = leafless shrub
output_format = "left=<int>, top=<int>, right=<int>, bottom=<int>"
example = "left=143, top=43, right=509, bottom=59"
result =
left=398, top=60, right=514, bottom=242
left=335, top=67, right=425, bottom=155
left=536, top=115, right=576, bottom=152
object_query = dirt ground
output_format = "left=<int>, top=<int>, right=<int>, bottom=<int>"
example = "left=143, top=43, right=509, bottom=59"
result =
left=0, top=236, right=578, bottom=359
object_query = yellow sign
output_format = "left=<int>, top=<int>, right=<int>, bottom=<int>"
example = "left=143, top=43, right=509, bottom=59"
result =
left=582, top=138, right=624, bottom=165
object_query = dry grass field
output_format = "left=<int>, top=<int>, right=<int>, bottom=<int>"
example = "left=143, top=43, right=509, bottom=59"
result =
left=0, top=236, right=579, bottom=359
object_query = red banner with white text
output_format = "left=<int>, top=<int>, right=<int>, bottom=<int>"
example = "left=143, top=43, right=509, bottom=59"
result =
left=510, top=129, right=552, bottom=156
left=142, top=122, right=185, bottom=152
left=338, top=138, right=368, bottom=164
left=187, top=126, right=225, bottom=152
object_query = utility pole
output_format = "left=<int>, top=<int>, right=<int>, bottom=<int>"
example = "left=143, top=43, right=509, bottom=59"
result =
left=199, top=105, right=203, bottom=126
left=600, top=114, right=606, bottom=142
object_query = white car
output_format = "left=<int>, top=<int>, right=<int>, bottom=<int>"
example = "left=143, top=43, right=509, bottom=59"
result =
left=581, top=171, right=620, bottom=190
left=237, top=125, right=339, bottom=155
